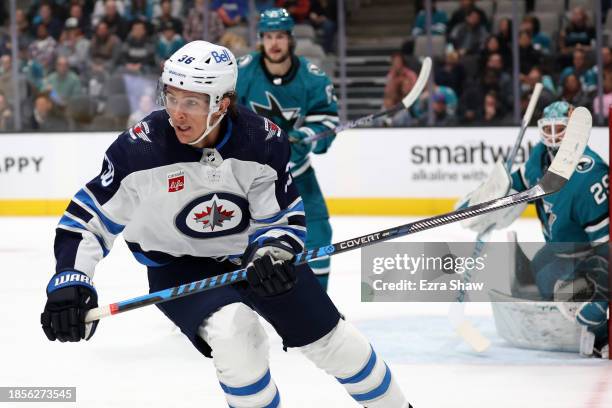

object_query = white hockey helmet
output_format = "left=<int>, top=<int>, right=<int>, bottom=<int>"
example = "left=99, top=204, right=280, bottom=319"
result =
left=161, top=41, right=237, bottom=145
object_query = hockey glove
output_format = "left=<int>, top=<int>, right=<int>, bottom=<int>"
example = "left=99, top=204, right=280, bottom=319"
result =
left=41, top=270, right=99, bottom=342
left=242, top=238, right=297, bottom=297
left=288, top=129, right=314, bottom=162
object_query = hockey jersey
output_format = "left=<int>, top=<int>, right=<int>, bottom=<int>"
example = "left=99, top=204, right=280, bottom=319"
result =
left=511, top=143, right=609, bottom=244
left=236, top=52, right=339, bottom=177
left=54, top=106, right=306, bottom=277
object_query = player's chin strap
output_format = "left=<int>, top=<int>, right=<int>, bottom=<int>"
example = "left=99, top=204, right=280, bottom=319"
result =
left=188, top=111, right=226, bottom=146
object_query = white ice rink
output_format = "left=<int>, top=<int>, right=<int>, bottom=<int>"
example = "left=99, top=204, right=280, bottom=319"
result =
left=1, top=216, right=611, bottom=408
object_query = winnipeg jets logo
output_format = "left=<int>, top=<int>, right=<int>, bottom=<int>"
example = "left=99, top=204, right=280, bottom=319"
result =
left=128, top=121, right=152, bottom=142
left=175, top=193, right=250, bottom=238
left=193, top=199, right=235, bottom=231
left=250, top=92, right=300, bottom=130
left=542, top=200, right=557, bottom=238
left=100, top=154, right=114, bottom=187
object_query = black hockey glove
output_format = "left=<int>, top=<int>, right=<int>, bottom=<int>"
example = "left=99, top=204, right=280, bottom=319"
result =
left=41, top=270, right=99, bottom=342
left=242, top=238, right=298, bottom=297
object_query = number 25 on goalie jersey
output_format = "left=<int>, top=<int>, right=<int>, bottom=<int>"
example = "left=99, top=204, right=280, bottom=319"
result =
left=54, top=107, right=306, bottom=276
left=511, top=143, right=609, bottom=244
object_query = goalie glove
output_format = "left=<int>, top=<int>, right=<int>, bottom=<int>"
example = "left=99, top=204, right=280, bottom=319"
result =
left=459, top=159, right=527, bottom=234
left=242, top=238, right=298, bottom=297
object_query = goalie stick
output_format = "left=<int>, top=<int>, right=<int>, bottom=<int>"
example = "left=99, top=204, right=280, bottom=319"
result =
left=449, top=83, right=544, bottom=352
left=298, top=57, right=432, bottom=145
left=84, top=107, right=591, bottom=323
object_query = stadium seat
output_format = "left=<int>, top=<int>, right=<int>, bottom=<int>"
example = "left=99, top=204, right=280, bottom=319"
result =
left=537, top=12, right=562, bottom=37
left=295, top=39, right=325, bottom=61
left=414, top=35, right=446, bottom=59
left=294, top=24, right=316, bottom=41
left=496, top=1, right=526, bottom=15
left=568, top=0, right=595, bottom=10
left=534, top=0, right=561, bottom=13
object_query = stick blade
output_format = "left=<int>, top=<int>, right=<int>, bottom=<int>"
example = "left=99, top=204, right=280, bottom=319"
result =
left=401, top=57, right=432, bottom=109
left=455, top=320, right=492, bottom=352
left=548, top=106, right=591, bottom=181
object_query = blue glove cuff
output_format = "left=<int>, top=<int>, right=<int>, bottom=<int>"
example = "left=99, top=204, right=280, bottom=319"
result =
left=47, top=270, right=96, bottom=295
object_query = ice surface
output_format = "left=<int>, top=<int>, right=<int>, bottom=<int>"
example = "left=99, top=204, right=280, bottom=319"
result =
left=1, top=216, right=610, bottom=408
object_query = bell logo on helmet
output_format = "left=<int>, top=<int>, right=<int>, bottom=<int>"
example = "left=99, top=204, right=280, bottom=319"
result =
left=211, top=49, right=231, bottom=63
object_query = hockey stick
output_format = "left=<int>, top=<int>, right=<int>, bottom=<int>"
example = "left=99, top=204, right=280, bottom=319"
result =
left=84, top=107, right=590, bottom=323
left=299, top=57, right=432, bottom=145
left=449, top=83, right=544, bottom=352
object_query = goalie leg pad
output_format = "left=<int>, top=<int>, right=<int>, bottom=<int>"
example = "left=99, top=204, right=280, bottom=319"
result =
left=198, top=303, right=280, bottom=408
left=299, top=319, right=408, bottom=407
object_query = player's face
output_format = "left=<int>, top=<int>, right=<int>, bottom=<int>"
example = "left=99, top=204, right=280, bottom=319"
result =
left=261, top=31, right=291, bottom=63
left=164, top=86, right=210, bottom=144
left=538, top=117, right=568, bottom=148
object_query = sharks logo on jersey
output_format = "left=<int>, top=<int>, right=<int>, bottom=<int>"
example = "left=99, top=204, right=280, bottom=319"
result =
left=175, top=193, right=250, bottom=238
left=250, top=92, right=301, bottom=130
left=576, top=155, right=595, bottom=173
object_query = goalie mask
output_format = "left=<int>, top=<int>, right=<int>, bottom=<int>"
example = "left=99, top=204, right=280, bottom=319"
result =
left=537, top=101, right=572, bottom=149
left=160, top=41, right=237, bottom=146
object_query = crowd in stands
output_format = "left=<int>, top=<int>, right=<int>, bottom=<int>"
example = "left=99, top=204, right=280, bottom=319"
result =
left=383, top=0, right=612, bottom=126
left=0, top=0, right=337, bottom=132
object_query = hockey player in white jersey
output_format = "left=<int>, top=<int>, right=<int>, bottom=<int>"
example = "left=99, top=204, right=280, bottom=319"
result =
left=40, top=41, right=412, bottom=407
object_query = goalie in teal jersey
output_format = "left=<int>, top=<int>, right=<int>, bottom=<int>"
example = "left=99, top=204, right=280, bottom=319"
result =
left=464, top=101, right=609, bottom=357
left=236, top=8, right=339, bottom=289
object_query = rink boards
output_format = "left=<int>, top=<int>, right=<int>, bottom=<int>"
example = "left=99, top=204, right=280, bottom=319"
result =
left=0, top=126, right=608, bottom=216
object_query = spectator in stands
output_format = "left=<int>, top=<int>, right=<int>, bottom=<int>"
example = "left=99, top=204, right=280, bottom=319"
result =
left=154, top=0, right=183, bottom=34
left=447, top=0, right=488, bottom=35
left=460, top=57, right=511, bottom=122
left=485, top=53, right=512, bottom=105
left=43, top=56, right=83, bottom=108
left=124, top=0, right=155, bottom=23
left=413, top=83, right=458, bottom=120
left=89, top=20, right=122, bottom=72
left=92, top=0, right=126, bottom=26
left=127, top=92, right=155, bottom=126
left=31, top=3, right=64, bottom=40
left=495, top=17, right=513, bottom=56
left=521, top=15, right=550, bottom=54
left=412, top=0, right=448, bottom=36
left=309, top=0, right=337, bottom=53
left=521, top=66, right=556, bottom=108
left=449, top=8, right=488, bottom=56
left=434, top=49, right=466, bottom=97
left=418, top=91, right=457, bottom=126
left=184, top=0, right=226, bottom=43
left=68, top=2, right=92, bottom=38
left=559, top=73, right=591, bottom=109
left=518, top=30, right=541, bottom=75
left=18, top=44, right=45, bottom=95
left=0, top=56, right=16, bottom=105
left=213, top=0, right=249, bottom=27
left=98, top=0, right=130, bottom=40
left=28, top=23, right=58, bottom=73
left=0, top=91, right=13, bottom=131
left=0, top=31, right=9, bottom=58
left=559, top=48, right=596, bottom=93
left=57, top=18, right=91, bottom=74
left=27, top=92, right=67, bottom=131
left=118, top=19, right=156, bottom=74
left=276, top=0, right=310, bottom=24
left=559, top=6, right=595, bottom=64
left=479, top=35, right=509, bottom=74
left=383, top=52, right=417, bottom=108
left=593, top=71, right=612, bottom=119
left=475, top=90, right=509, bottom=125
left=15, top=9, right=34, bottom=50
left=155, top=21, right=186, bottom=67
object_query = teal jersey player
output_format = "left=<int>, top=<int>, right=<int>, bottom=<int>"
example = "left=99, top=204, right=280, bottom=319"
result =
left=236, top=8, right=339, bottom=289
left=512, top=102, right=609, bottom=356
